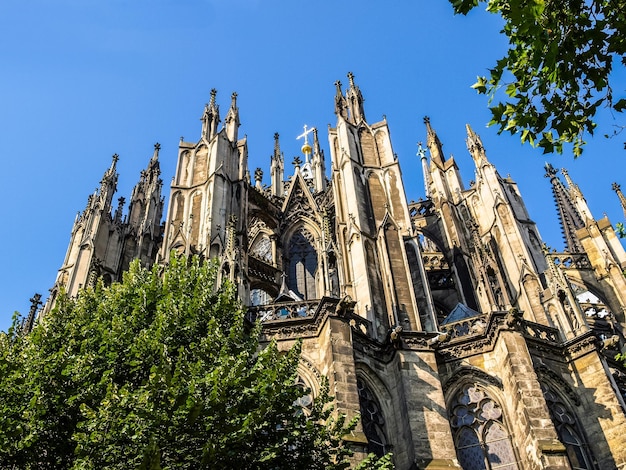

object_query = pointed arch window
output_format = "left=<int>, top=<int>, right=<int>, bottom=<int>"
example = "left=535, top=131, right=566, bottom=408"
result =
left=541, top=383, right=594, bottom=470
left=250, top=288, right=272, bottom=307
left=450, top=384, right=518, bottom=470
left=294, top=376, right=314, bottom=416
left=250, top=233, right=273, bottom=264
left=287, top=228, right=317, bottom=300
left=356, top=378, right=389, bottom=458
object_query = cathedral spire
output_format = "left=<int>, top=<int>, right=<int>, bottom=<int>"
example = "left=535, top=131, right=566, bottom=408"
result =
left=465, top=123, right=488, bottom=167
left=545, top=163, right=585, bottom=253
left=224, top=91, right=239, bottom=142
left=561, top=168, right=583, bottom=200
left=98, top=154, right=119, bottom=209
left=418, top=142, right=430, bottom=197
left=270, top=132, right=284, bottom=197
left=345, top=72, right=365, bottom=124
left=334, top=80, right=348, bottom=120
left=311, top=127, right=326, bottom=192
left=127, top=144, right=164, bottom=246
left=201, top=89, right=220, bottom=140
left=612, top=182, right=626, bottom=220
left=151, top=142, right=160, bottom=163
left=424, top=117, right=445, bottom=167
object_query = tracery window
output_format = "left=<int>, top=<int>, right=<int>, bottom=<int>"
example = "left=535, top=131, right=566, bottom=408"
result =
left=541, top=383, right=594, bottom=470
left=250, top=288, right=272, bottom=307
left=287, top=228, right=317, bottom=300
left=450, top=384, right=518, bottom=470
left=294, top=376, right=314, bottom=416
left=250, top=233, right=273, bottom=263
left=357, top=378, right=388, bottom=458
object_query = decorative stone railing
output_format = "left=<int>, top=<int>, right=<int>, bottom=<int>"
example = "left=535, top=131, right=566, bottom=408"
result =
left=346, top=313, right=372, bottom=336
left=440, top=314, right=490, bottom=341
left=247, top=300, right=320, bottom=323
left=547, top=252, right=592, bottom=270
left=520, top=320, right=561, bottom=343
left=439, top=311, right=561, bottom=345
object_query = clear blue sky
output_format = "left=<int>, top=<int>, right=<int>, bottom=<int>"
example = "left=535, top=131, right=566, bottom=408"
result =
left=1, top=0, right=624, bottom=332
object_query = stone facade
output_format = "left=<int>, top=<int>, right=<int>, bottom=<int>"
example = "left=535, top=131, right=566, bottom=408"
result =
left=39, top=74, right=626, bottom=469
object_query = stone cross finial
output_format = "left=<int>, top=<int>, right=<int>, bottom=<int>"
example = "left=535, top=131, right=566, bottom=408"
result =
left=254, top=168, right=263, bottom=183
left=347, top=71, right=355, bottom=87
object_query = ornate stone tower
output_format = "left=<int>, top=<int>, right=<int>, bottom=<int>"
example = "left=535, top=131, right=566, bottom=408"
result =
left=159, top=89, right=248, bottom=295
left=42, top=147, right=164, bottom=316
left=411, top=116, right=626, bottom=469
left=328, top=74, right=435, bottom=337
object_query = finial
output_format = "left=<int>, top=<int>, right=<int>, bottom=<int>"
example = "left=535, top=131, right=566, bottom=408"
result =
left=254, top=168, right=263, bottom=188
left=29, top=293, right=42, bottom=310
left=423, top=116, right=430, bottom=125
left=153, top=143, right=160, bottom=161
left=273, top=132, right=280, bottom=155
left=417, top=142, right=426, bottom=159
left=112, top=153, right=119, bottom=164
left=544, top=163, right=558, bottom=178
left=297, top=125, right=315, bottom=157
left=612, top=182, right=621, bottom=192
left=347, top=71, right=355, bottom=87
left=209, top=88, right=217, bottom=105
left=334, top=80, right=342, bottom=94
left=231, top=92, right=238, bottom=105
left=293, top=156, right=302, bottom=168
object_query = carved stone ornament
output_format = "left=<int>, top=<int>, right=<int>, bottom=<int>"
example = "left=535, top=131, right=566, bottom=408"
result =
left=437, top=312, right=506, bottom=360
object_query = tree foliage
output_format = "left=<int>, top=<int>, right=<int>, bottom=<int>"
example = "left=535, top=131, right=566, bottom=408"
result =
left=450, top=0, right=626, bottom=156
left=0, top=255, right=388, bottom=469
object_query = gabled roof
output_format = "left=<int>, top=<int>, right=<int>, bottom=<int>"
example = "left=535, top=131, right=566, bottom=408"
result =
left=441, top=303, right=482, bottom=325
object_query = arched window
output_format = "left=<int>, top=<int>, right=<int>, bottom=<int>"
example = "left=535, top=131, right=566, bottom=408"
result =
left=357, top=378, right=389, bottom=458
left=450, top=384, right=518, bottom=470
left=541, top=383, right=594, bottom=470
left=250, top=288, right=272, bottom=307
left=287, top=228, right=317, bottom=300
left=250, top=233, right=273, bottom=263
left=294, top=376, right=314, bottom=416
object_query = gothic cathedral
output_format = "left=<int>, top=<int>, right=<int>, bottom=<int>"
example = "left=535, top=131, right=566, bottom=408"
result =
left=37, top=74, right=626, bottom=469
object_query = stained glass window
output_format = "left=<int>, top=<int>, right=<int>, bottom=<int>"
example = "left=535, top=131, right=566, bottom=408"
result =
left=449, top=384, right=518, bottom=470
left=541, top=383, right=593, bottom=470
left=251, top=234, right=273, bottom=263
left=288, top=228, right=317, bottom=300
left=357, top=378, right=388, bottom=458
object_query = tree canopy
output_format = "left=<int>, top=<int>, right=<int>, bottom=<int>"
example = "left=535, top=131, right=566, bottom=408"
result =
left=450, top=0, right=626, bottom=156
left=0, top=255, right=392, bottom=469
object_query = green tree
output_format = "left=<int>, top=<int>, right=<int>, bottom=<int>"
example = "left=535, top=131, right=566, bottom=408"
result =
left=450, top=0, right=626, bottom=156
left=0, top=255, right=389, bottom=469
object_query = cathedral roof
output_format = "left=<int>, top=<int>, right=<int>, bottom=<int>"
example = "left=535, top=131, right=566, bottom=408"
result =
left=441, top=303, right=482, bottom=325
